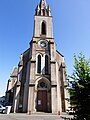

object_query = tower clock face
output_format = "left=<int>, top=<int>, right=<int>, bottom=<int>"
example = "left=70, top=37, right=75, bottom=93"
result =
left=40, top=40, right=47, bottom=48
left=40, top=41, right=46, bottom=47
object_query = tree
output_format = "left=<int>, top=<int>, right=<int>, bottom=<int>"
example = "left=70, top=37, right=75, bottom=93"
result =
left=68, top=53, right=90, bottom=120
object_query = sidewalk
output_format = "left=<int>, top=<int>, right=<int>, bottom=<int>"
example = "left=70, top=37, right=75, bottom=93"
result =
left=0, top=112, right=73, bottom=120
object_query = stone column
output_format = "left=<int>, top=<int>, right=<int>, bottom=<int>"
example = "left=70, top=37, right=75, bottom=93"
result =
left=13, top=82, right=20, bottom=113
left=34, top=91, right=37, bottom=112
left=27, top=60, right=36, bottom=114
left=50, top=42, right=56, bottom=61
left=59, top=63, right=66, bottom=112
left=31, top=40, right=36, bottom=60
left=51, top=61, right=57, bottom=113
left=13, top=61, right=23, bottom=113
left=56, top=63, right=62, bottom=115
left=27, top=85, right=34, bottom=114
left=51, top=86, right=57, bottom=113
left=50, top=41, right=57, bottom=113
left=23, top=62, right=30, bottom=112
left=61, top=62, right=69, bottom=111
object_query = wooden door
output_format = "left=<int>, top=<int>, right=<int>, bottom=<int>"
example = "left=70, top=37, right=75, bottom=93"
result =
left=37, top=90, right=47, bottom=112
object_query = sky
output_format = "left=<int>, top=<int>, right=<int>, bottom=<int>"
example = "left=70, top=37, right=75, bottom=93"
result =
left=0, top=0, right=90, bottom=97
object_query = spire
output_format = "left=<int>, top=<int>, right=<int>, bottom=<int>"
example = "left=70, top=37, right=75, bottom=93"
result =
left=39, top=0, right=47, bottom=9
left=47, top=5, right=51, bottom=16
left=35, top=0, right=51, bottom=16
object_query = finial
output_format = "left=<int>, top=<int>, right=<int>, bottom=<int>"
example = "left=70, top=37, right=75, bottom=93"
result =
left=40, top=0, right=47, bottom=9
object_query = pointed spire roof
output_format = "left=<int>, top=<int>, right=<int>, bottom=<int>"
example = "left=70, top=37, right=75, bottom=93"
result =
left=35, top=0, right=51, bottom=16
left=39, top=0, right=47, bottom=9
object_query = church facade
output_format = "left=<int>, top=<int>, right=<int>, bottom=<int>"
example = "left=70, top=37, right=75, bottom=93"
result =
left=6, top=0, right=69, bottom=114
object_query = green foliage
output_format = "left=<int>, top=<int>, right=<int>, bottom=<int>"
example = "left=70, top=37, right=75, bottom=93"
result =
left=68, top=53, right=90, bottom=120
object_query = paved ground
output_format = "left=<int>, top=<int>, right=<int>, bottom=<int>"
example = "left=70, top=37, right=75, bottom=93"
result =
left=0, top=113, right=73, bottom=120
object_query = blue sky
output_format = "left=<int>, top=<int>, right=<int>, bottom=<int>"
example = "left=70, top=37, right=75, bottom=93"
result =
left=0, top=0, right=90, bottom=97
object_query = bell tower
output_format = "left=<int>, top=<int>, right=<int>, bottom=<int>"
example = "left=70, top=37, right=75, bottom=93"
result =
left=27, top=0, right=58, bottom=114
left=34, top=0, right=53, bottom=38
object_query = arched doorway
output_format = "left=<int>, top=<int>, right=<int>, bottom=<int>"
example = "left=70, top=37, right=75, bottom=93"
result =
left=35, top=78, right=51, bottom=112
left=37, top=90, right=47, bottom=112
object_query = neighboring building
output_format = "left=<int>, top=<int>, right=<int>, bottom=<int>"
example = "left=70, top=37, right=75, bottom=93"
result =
left=6, top=0, right=69, bottom=114
left=5, top=67, right=18, bottom=104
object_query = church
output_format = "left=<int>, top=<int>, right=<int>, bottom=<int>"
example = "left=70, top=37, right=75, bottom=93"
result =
left=6, top=0, right=69, bottom=114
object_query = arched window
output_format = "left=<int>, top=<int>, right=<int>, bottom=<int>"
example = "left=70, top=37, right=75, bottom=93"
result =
left=42, top=9, right=45, bottom=16
left=45, top=55, right=48, bottom=74
left=41, top=21, right=46, bottom=35
left=37, top=55, right=41, bottom=73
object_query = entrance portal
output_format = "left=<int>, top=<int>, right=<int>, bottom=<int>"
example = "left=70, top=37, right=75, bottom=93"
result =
left=37, top=90, right=47, bottom=112
left=35, top=78, right=51, bottom=112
